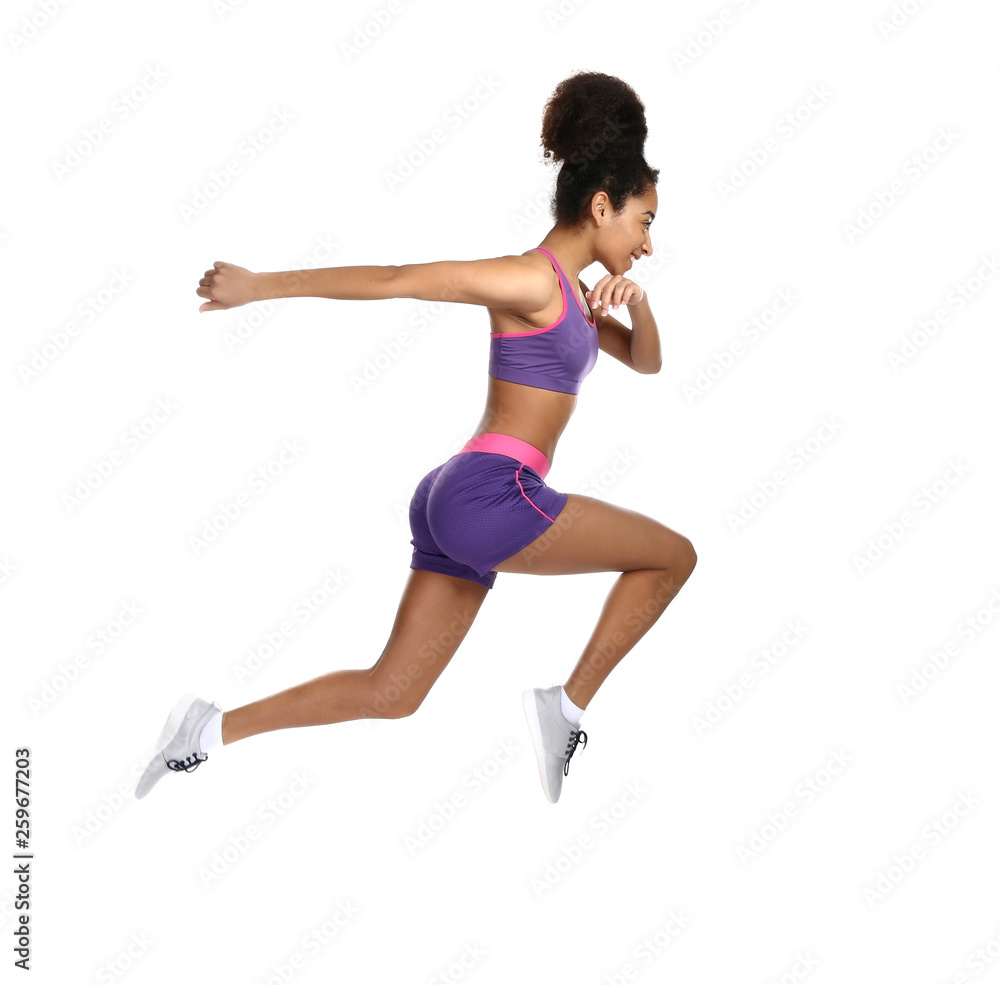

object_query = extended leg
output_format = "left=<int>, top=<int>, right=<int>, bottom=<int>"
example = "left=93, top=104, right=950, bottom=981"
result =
left=221, top=569, right=490, bottom=744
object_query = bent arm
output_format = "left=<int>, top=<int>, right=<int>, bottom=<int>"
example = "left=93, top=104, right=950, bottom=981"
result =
left=625, top=292, right=662, bottom=374
left=580, top=277, right=661, bottom=374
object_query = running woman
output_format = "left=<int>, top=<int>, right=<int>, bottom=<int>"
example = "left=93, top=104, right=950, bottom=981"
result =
left=136, top=71, right=697, bottom=804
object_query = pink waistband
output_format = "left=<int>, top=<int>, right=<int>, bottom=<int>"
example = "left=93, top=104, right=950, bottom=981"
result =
left=456, top=433, right=551, bottom=479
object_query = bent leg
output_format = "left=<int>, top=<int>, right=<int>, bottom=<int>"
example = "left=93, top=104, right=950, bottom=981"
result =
left=221, top=569, right=490, bottom=744
left=492, top=493, right=697, bottom=708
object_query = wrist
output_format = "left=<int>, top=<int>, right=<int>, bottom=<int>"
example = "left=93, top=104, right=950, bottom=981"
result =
left=257, top=270, right=302, bottom=301
left=255, top=271, right=277, bottom=301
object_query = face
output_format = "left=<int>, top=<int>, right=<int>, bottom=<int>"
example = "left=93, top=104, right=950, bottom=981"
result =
left=592, top=185, right=658, bottom=277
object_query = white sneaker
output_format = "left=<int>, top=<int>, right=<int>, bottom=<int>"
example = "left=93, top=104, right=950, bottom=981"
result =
left=135, top=693, right=221, bottom=800
left=522, top=685, right=588, bottom=804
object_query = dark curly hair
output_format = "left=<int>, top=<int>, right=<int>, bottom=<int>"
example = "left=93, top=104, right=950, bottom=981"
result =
left=540, top=71, right=659, bottom=226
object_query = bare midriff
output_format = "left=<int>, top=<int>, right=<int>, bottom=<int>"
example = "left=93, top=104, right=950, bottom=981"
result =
left=470, top=375, right=576, bottom=469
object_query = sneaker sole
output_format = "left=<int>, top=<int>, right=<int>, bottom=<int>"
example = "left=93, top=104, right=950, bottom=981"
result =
left=521, top=689, right=556, bottom=804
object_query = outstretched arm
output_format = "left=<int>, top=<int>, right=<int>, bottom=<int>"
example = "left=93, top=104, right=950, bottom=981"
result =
left=196, top=256, right=553, bottom=315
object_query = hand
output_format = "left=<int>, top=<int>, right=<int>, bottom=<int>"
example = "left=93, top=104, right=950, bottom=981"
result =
left=196, top=261, right=262, bottom=312
left=584, top=275, right=644, bottom=316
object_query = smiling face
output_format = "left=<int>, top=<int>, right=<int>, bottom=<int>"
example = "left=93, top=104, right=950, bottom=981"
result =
left=590, top=184, right=658, bottom=277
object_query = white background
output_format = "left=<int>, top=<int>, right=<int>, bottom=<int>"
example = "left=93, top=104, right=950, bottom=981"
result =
left=4, top=0, right=1000, bottom=982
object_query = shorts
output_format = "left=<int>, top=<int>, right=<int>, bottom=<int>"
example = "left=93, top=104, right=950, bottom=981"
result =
left=408, top=432, right=570, bottom=590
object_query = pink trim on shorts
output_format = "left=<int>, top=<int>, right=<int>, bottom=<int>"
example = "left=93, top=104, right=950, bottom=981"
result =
left=456, top=432, right=551, bottom=479
left=514, top=465, right=558, bottom=522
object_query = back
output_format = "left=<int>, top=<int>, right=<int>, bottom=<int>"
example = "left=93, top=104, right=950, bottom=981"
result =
left=488, top=247, right=599, bottom=395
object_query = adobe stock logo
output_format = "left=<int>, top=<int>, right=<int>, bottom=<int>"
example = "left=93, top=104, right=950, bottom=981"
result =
left=403, top=739, right=520, bottom=855
left=692, top=619, right=808, bottom=735
left=885, top=254, right=998, bottom=372
left=340, top=0, right=406, bottom=62
left=938, top=923, right=1000, bottom=982
left=716, top=86, right=833, bottom=201
left=602, top=911, right=694, bottom=983
left=862, top=790, right=979, bottom=908
left=727, top=418, right=843, bottom=531
left=529, top=782, right=646, bottom=898
left=672, top=0, right=758, bottom=72
left=18, top=268, right=133, bottom=384
left=842, top=127, right=959, bottom=244
left=896, top=588, right=1000, bottom=706
left=851, top=459, right=971, bottom=574
left=197, top=772, right=317, bottom=889
left=735, top=749, right=852, bottom=865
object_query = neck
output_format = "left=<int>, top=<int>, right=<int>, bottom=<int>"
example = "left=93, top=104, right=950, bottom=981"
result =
left=535, top=226, right=595, bottom=287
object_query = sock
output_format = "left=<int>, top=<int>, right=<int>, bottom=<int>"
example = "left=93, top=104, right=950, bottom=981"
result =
left=559, top=687, right=586, bottom=724
left=199, top=709, right=224, bottom=752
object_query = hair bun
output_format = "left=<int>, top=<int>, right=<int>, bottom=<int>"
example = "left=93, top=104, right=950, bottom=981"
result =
left=540, top=71, right=649, bottom=165
left=539, top=71, right=659, bottom=227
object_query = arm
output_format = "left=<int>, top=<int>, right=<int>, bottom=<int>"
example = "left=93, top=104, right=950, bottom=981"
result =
left=197, top=256, right=552, bottom=314
left=580, top=278, right=662, bottom=374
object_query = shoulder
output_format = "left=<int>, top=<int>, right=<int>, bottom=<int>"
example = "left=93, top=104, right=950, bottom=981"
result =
left=472, top=252, right=559, bottom=313
left=512, top=249, right=559, bottom=282
left=394, top=253, right=554, bottom=311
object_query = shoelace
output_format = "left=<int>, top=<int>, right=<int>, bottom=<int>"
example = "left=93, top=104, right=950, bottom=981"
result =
left=166, top=752, right=208, bottom=773
left=563, top=728, right=587, bottom=776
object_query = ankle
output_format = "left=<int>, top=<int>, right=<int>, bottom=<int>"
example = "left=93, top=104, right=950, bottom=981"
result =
left=560, top=686, right=586, bottom=724
left=199, top=708, right=225, bottom=752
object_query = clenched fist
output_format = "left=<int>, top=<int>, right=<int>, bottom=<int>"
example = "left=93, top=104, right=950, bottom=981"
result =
left=196, top=261, right=262, bottom=312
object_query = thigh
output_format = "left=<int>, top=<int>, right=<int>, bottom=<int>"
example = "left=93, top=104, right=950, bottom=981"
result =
left=365, top=568, right=490, bottom=716
left=491, top=493, right=697, bottom=576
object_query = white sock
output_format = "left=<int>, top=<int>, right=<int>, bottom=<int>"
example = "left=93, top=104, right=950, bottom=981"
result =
left=559, top=687, right=586, bottom=724
left=199, top=709, right=224, bottom=752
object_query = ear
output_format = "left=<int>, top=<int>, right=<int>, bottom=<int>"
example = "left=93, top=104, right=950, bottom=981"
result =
left=588, top=190, right=611, bottom=225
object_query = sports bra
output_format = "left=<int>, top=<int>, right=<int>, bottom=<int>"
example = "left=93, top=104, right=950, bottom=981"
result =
left=488, top=246, right=599, bottom=395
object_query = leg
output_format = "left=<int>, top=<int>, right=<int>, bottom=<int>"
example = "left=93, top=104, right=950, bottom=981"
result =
left=221, top=569, right=490, bottom=744
left=492, top=494, right=697, bottom=708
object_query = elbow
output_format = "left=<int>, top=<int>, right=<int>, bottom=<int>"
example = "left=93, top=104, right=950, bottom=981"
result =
left=383, top=264, right=403, bottom=300
left=390, top=262, right=453, bottom=303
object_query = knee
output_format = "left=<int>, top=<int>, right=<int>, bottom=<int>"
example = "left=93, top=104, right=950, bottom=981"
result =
left=363, top=671, right=424, bottom=719
left=363, top=698, right=422, bottom=720
left=379, top=697, right=422, bottom=719
left=378, top=702, right=420, bottom=718
left=668, top=535, right=697, bottom=580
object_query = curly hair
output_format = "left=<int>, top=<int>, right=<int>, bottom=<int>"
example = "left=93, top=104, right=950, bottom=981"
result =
left=540, top=71, right=659, bottom=226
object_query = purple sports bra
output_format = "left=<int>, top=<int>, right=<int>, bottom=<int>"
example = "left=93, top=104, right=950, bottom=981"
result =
left=488, top=246, right=599, bottom=395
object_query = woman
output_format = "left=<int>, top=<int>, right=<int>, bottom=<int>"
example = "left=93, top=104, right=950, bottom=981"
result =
left=136, top=71, right=697, bottom=805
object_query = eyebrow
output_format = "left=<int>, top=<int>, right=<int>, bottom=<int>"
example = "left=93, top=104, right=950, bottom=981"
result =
left=643, top=211, right=655, bottom=219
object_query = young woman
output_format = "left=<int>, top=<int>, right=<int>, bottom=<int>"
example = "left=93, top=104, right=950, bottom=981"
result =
left=136, top=71, right=697, bottom=805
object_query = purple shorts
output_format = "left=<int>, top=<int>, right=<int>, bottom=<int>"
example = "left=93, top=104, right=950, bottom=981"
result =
left=409, top=433, right=570, bottom=590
